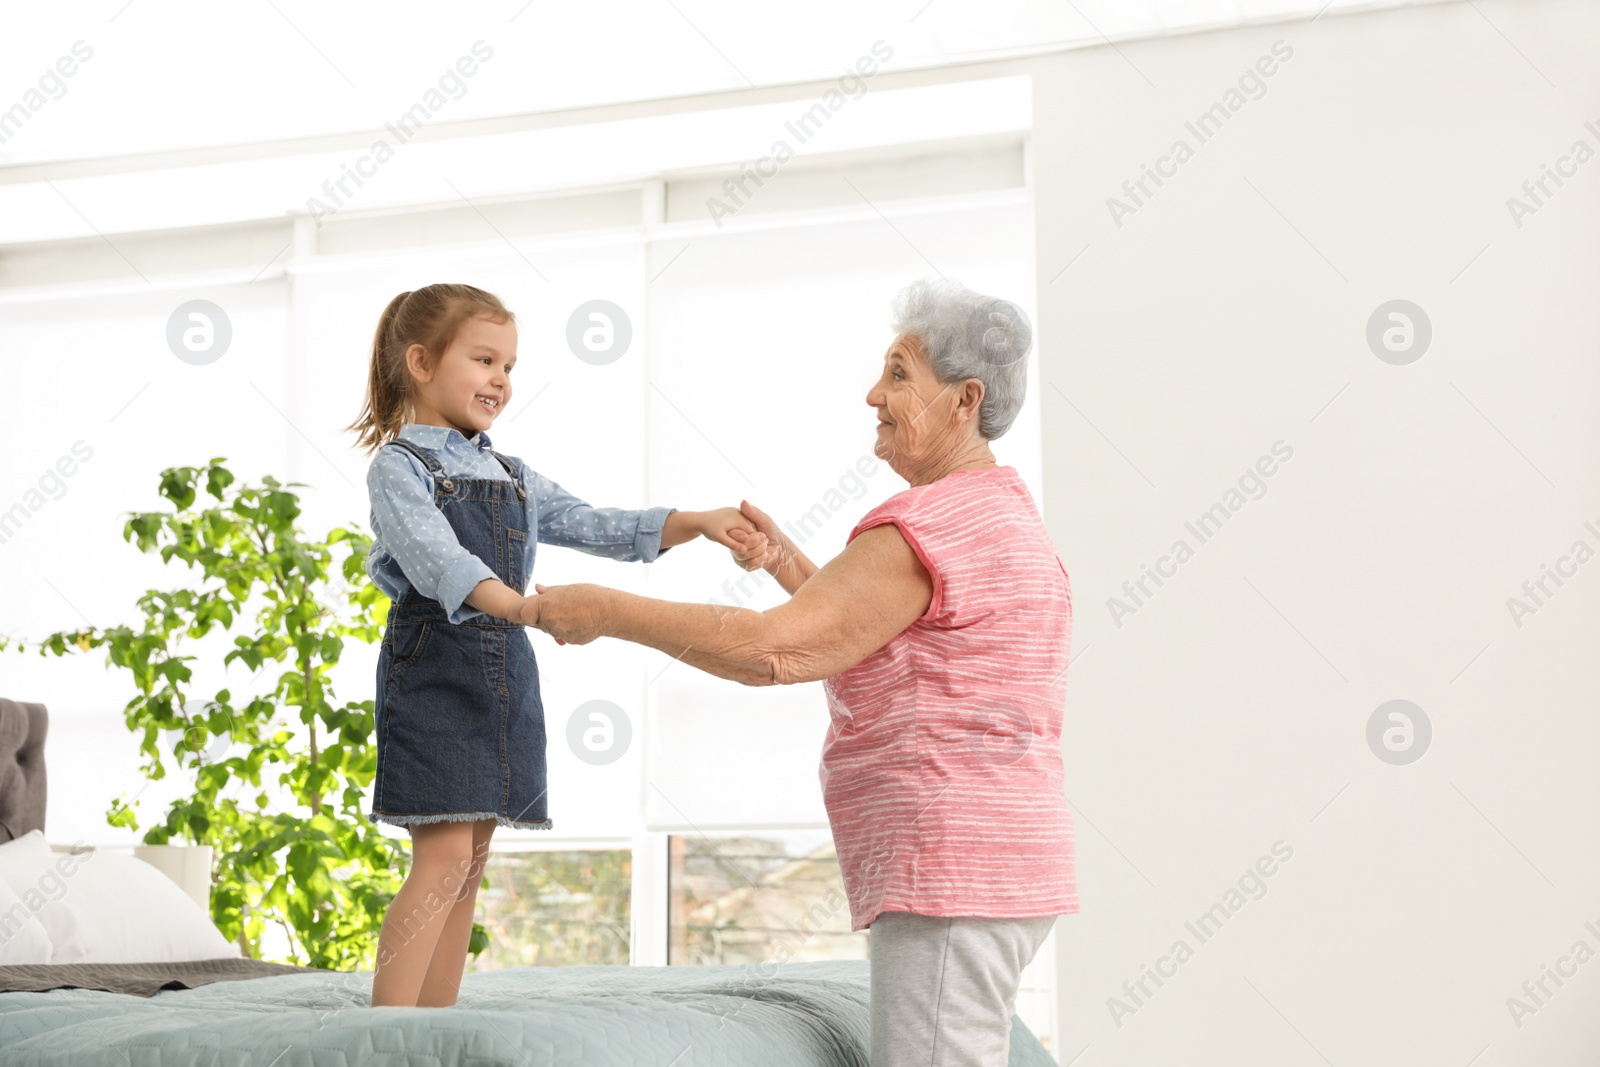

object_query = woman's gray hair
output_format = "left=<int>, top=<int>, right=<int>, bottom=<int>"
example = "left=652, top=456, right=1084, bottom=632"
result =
left=890, top=278, right=1032, bottom=440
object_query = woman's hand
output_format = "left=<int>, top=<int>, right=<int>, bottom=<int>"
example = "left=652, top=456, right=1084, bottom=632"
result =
left=527, top=583, right=612, bottom=646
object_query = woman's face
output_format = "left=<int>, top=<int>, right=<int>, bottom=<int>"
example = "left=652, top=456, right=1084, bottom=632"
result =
left=866, top=332, right=966, bottom=476
left=408, top=314, right=517, bottom=436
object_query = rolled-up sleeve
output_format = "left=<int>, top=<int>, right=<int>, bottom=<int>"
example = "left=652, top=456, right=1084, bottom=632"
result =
left=366, top=450, right=496, bottom=624
left=524, top=461, right=677, bottom=562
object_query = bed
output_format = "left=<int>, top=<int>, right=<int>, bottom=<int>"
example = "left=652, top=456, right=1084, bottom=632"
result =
left=0, top=699, right=1059, bottom=1066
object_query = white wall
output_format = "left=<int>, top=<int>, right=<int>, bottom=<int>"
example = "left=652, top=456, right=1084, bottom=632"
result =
left=1029, top=2, right=1600, bottom=1063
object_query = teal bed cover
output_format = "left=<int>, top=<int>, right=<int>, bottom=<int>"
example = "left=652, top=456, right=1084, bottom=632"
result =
left=0, top=959, right=1059, bottom=1066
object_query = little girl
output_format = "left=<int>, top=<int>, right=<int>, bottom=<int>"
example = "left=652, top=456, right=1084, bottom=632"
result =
left=345, top=282, right=754, bottom=1008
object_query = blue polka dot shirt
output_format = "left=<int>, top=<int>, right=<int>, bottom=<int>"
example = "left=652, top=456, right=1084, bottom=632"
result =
left=365, top=423, right=676, bottom=624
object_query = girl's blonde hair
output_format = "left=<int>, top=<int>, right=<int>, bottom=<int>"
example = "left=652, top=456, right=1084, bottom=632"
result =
left=345, top=283, right=516, bottom=455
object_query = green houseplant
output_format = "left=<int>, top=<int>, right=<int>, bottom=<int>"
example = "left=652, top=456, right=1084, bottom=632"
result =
left=0, top=458, right=487, bottom=969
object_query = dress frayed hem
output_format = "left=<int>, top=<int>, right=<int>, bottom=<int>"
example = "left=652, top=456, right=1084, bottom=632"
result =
left=368, top=809, right=554, bottom=831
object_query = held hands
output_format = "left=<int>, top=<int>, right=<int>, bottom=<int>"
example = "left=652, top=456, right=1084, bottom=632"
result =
left=512, top=592, right=543, bottom=630
left=724, top=500, right=787, bottom=575
left=527, top=502, right=790, bottom=651
left=692, top=506, right=759, bottom=550
left=517, top=506, right=755, bottom=646
left=517, top=584, right=610, bottom=646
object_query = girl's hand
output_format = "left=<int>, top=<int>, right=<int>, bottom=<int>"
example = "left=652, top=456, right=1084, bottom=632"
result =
left=695, top=507, right=759, bottom=551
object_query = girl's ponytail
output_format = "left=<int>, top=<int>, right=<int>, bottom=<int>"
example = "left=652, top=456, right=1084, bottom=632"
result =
left=344, top=284, right=513, bottom=456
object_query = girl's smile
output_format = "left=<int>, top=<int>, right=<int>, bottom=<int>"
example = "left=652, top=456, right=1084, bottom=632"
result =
left=406, top=313, right=518, bottom=436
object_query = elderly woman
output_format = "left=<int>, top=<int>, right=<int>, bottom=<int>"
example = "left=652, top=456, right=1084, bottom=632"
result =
left=526, top=278, right=1076, bottom=1066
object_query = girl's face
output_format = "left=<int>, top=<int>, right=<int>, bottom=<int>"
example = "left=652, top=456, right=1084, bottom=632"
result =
left=407, top=314, right=517, bottom=437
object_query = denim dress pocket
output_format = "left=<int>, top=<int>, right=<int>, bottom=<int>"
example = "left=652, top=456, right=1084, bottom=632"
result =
left=385, top=621, right=435, bottom=681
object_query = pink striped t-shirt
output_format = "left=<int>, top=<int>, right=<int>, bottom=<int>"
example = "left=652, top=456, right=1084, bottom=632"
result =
left=820, top=464, right=1077, bottom=932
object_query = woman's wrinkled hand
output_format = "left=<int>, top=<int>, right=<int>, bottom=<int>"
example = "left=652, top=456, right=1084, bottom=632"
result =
left=526, top=583, right=611, bottom=646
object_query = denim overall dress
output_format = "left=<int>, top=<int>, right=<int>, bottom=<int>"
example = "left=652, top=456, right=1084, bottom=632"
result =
left=368, top=437, right=553, bottom=831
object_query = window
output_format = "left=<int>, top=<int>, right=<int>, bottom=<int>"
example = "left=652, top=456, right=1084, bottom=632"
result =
left=468, top=847, right=631, bottom=970
left=667, top=830, right=866, bottom=966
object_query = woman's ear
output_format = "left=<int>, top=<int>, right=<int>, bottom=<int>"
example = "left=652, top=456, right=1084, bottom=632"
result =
left=957, top=377, right=986, bottom=424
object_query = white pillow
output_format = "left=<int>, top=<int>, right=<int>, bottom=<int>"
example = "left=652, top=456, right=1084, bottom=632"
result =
left=38, top=850, right=240, bottom=964
left=0, top=872, right=54, bottom=965
left=0, top=832, right=239, bottom=965
left=0, top=830, right=69, bottom=963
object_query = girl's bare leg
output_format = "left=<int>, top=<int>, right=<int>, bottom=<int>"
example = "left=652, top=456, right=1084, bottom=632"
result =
left=370, top=820, right=478, bottom=1007
left=415, top=819, right=495, bottom=1008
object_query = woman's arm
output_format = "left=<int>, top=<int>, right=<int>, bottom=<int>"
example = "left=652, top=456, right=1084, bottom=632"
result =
left=529, top=523, right=932, bottom=685
left=768, top=542, right=820, bottom=596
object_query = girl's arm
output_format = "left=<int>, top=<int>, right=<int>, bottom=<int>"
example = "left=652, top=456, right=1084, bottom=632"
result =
left=464, top=578, right=526, bottom=622
left=524, top=461, right=752, bottom=561
left=661, top=508, right=758, bottom=551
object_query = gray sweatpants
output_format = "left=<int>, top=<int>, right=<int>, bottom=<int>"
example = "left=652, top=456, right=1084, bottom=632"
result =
left=868, top=911, right=1058, bottom=1067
